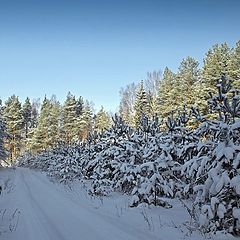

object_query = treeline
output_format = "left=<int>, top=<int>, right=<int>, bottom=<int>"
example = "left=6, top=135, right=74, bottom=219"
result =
left=120, top=41, right=240, bottom=127
left=0, top=93, right=111, bottom=162
left=0, top=40, right=239, bottom=163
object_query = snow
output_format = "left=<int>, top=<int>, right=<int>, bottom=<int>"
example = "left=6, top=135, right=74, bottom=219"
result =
left=233, top=208, right=240, bottom=220
left=0, top=167, right=235, bottom=240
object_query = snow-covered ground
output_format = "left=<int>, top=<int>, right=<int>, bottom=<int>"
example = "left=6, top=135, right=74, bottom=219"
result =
left=0, top=167, right=235, bottom=240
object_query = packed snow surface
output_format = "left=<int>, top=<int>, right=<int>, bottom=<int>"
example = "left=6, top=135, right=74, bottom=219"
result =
left=0, top=167, right=235, bottom=240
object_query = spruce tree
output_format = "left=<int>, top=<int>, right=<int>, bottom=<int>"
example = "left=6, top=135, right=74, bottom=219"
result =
left=134, top=80, right=149, bottom=128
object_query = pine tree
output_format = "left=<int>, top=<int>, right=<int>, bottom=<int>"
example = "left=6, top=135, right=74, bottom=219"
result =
left=22, top=97, right=32, bottom=139
left=31, top=97, right=50, bottom=152
left=231, top=40, right=240, bottom=88
left=76, top=96, right=84, bottom=117
left=76, top=100, right=94, bottom=141
left=202, top=43, right=235, bottom=93
left=95, top=106, right=111, bottom=132
left=63, top=92, right=78, bottom=143
left=157, top=67, right=176, bottom=119
left=48, top=95, right=61, bottom=148
left=30, top=99, right=40, bottom=129
left=134, top=80, right=149, bottom=128
left=0, top=100, right=8, bottom=165
left=3, top=95, right=23, bottom=160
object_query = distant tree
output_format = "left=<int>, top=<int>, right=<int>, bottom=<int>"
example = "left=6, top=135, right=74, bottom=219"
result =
left=95, top=106, right=111, bottom=132
left=22, top=97, right=32, bottom=139
left=76, top=96, right=84, bottom=117
left=144, top=71, right=161, bottom=99
left=30, top=96, right=50, bottom=152
left=119, top=82, right=137, bottom=126
left=177, top=56, right=200, bottom=109
left=145, top=71, right=161, bottom=118
left=3, top=95, right=23, bottom=160
left=76, top=100, right=94, bottom=141
left=134, top=80, right=149, bottom=128
left=0, top=100, right=8, bottom=165
left=48, top=95, right=61, bottom=148
left=63, top=92, right=78, bottom=143
left=30, top=98, right=40, bottom=129
left=30, top=96, right=60, bottom=152
left=202, top=43, right=235, bottom=92
left=157, top=67, right=176, bottom=119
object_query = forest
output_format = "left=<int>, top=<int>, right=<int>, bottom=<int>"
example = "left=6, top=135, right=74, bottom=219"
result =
left=1, top=40, right=240, bottom=236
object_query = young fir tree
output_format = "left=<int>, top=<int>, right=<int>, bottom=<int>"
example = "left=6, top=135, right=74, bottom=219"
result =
left=3, top=95, right=23, bottom=161
left=134, top=80, right=149, bottom=128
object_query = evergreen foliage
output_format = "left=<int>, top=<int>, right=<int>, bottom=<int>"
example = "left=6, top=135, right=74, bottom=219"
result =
left=3, top=95, right=23, bottom=160
left=95, top=106, right=111, bottom=132
left=63, top=92, right=78, bottom=143
left=134, top=81, right=149, bottom=127
left=0, top=100, right=8, bottom=164
left=22, top=97, right=32, bottom=139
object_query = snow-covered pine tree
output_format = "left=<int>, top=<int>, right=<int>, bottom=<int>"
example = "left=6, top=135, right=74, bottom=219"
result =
left=182, top=75, right=240, bottom=235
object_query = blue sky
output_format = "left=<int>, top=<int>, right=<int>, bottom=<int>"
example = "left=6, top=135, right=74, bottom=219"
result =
left=0, top=0, right=239, bottom=112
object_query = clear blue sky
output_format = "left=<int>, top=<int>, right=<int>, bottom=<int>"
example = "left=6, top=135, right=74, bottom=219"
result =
left=0, top=0, right=239, bottom=112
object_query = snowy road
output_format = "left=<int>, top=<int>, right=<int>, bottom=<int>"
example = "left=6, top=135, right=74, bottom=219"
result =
left=1, top=168, right=160, bottom=240
left=0, top=168, right=234, bottom=240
